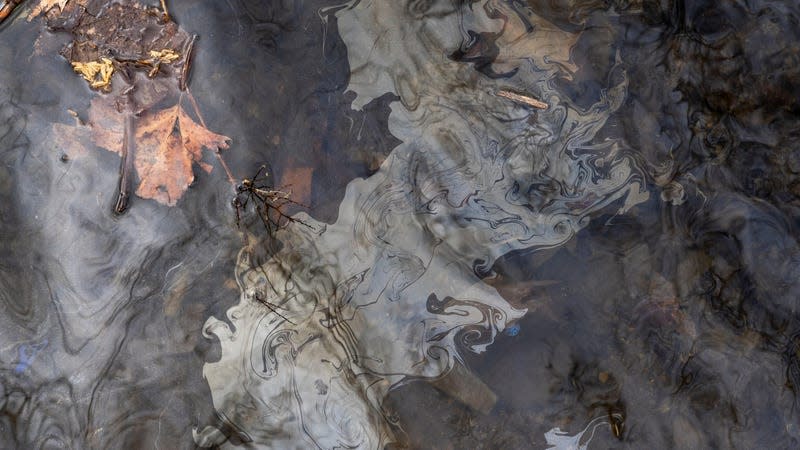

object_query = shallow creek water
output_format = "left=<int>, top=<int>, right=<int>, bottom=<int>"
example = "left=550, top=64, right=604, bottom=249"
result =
left=1, top=0, right=800, bottom=449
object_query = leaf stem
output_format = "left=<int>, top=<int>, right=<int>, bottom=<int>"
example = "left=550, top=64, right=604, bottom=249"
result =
left=160, top=0, right=170, bottom=22
left=184, top=89, right=236, bottom=187
left=114, top=112, right=136, bottom=214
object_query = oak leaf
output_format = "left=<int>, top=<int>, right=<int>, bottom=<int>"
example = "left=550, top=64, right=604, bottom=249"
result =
left=85, top=97, right=230, bottom=206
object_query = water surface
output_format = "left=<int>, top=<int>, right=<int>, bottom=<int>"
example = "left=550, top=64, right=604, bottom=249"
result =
left=1, top=0, right=799, bottom=448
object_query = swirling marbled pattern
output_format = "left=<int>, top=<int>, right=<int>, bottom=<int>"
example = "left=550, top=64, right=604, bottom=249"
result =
left=200, top=1, right=647, bottom=447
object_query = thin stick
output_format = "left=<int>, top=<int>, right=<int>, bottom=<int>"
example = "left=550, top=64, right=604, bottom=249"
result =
left=184, top=89, right=236, bottom=186
left=160, top=0, right=170, bottom=22
left=114, top=113, right=136, bottom=214
left=179, top=34, right=197, bottom=91
left=249, top=165, right=267, bottom=184
left=495, top=89, right=548, bottom=110
left=255, top=293, right=295, bottom=325
left=0, top=0, right=23, bottom=24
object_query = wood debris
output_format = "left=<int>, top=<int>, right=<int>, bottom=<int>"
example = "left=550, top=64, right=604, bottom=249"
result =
left=0, top=0, right=26, bottom=23
left=496, top=89, right=549, bottom=110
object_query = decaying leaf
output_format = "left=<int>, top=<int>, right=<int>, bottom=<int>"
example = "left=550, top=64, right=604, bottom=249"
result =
left=150, top=49, right=180, bottom=63
left=78, top=96, right=230, bottom=206
left=135, top=104, right=228, bottom=205
left=47, top=0, right=194, bottom=92
left=71, top=58, right=114, bottom=90
left=31, top=0, right=233, bottom=210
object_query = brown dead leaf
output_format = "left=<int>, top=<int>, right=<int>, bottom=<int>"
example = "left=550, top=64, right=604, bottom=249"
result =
left=83, top=97, right=230, bottom=206
left=34, top=0, right=232, bottom=210
left=135, top=104, right=227, bottom=205
left=86, top=96, right=125, bottom=151
left=39, top=0, right=193, bottom=94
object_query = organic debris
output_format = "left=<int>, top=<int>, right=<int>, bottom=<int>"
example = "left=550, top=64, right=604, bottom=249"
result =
left=233, top=166, right=311, bottom=234
left=71, top=58, right=114, bottom=90
left=49, top=0, right=195, bottom=90
left=495, top=89, right=549, bottom=110
left=91, top=97, right=230, bottom=206
left=0, top=0, right=26, bottom=24
left=28, top=0, right=233, bottom=212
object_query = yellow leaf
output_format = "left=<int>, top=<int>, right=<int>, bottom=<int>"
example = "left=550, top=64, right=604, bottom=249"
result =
left=71, top=58, right=115, bottom=91
left=149, top=49, right=181, bottom=64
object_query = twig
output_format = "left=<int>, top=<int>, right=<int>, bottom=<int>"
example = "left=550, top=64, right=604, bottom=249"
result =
left=233, top=165, right=313, bottom=234
left=179, top=34, right=197, bottom=91
left=184, top=89, right=236, bottom=186
left=495, top=89, right=549, bottom=110
left=160, top=0, right=170, bottom=22
left=254, top=293, right=295, bottom=325
left=115, top=111, right=136, bottom=214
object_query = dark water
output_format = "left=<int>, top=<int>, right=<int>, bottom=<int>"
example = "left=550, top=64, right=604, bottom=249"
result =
left=1, top=0, right=799, bottom=448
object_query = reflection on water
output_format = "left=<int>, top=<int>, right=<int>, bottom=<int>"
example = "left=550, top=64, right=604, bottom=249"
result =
left=1, top=0, right=800, bottom=448
left=201, top=1, right=644, bottom=447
